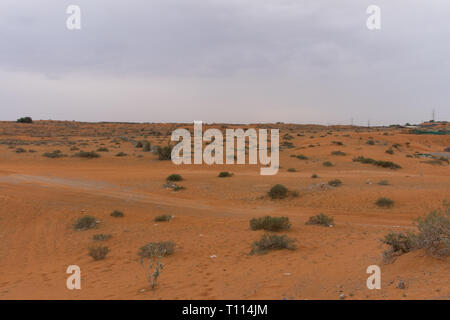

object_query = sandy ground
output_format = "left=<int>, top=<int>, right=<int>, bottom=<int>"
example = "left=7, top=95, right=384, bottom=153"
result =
left=0, top=121, right=448, bottom=300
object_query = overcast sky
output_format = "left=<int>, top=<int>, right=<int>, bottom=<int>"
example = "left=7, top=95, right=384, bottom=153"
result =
left=1, top=0, right=449, bottom=125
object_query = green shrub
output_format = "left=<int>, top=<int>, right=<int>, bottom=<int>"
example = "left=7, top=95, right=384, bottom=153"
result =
left=17, top=117, right=32, bottom=124
left=250, top=234, right=296, bottom=255
left=268, top=184, right=289, bottom=199
left=296, top=154, right=308, bottom=160
left=322, top=161, right=333, bottom=167
left=142, top=141, right=151, bottom=152
left=156, top=145, right=172, bottom=160
left=385, top=148, right=394, bottom=155
left=331, top=151, right=346, bottom=156
left=110, top=210, right=124, bottom=218
left=218, top=171, right=233, bottom=178
left=250, top=216, right=291, bottom=231
left=43, top=150, right=66, bottom=158
left=93, top=234, right=112, bottom=241
left=353, top=156, right=401, bottom=169
left=88, top=246, right=110, bottom=260
left=97, top=147, right=109, bottom=152
left=74, top=151, right=100, bottom=158
left=154, top=215, right=173, bottom=222
left=138, top=241, right=175, bottom=258
left=115, top=152, right=127, bottom=157
left=15, top=148, right=26, bottom=153
left=376, top=197, right=394, bottom=208
left=413, top=204, right=450, bottom=257
left=366, top=140, right=375, bottom=145
left=328, top=179, right=342, bottom=187
left=73, top=215, right=97, bottom=231
left=287, top=168, right=296, bottom=172
left=306, top=213, right=334, bottom=227
left=311, top=173, right=318, bottom=179
left=167, top=174, right=182, bottom=182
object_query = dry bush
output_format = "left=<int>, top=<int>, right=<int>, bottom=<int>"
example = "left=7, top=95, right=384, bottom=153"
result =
left=73, top=215, right=97, bottom=231
left=250, top=216, right=291, bottom=231
left=376, top=197, right=394, bottom=208
left=250, top=234, right=296, bottom=255
left=138, top=241, right=175, bottom=258
left=89, top=246, right=110, bottom=260
left=268, top=184, right=289, bottom=199
left=306, top=213, right=334, bottom=227
left=154, top=215, right=173, bottom=222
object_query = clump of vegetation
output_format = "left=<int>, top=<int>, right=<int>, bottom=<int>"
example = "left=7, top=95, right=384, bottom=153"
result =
left=139, top=242, right=174, bottom=290
left=250, top=216, right=291, bottom=231
left=74, top=151, right=100, bottom=159
left=156, top=145, right=173, bottom=160
left=17, top=117, right=32, bottom=123
left=88, top=246, right=110, bottom=260
left=15, top=147, right=26, bottom=153
left=166, top=174, right=182, bottom=182
left=385, top=148, right=394, bottom=155
left=97, top=147, right=109, bottom=152
left=138, top=241, right=175, bottom=258
left=218, top=171, right=233, bottom=178
left=376, top=197, right=395, bottom=208
left=110, top=210, right=124, bottom=218
left=328, top=179, right=342, bottom=187
left=366, top=140, right=375, bottom=145
left=287, top=168, right=296, bottom=172
left=332, top=141, right=343, bottom=146
left=142, top=141, right=151, bottom=152
left=173, top=185, right=185, bottom=191
left=322, top=161, right=333, bottom=167
left=154, top=214, right=173, bottom=222
left=268, top=184, right=289, bottom=199
left=250, top=234, right=296, bottom=255
left=331, top=151, right=346, bottom=156
left=115, top=152, right=128, bottom=157
left=353, top=156, right=401, bottom=169
left=296, top=154, right=308, bottom=160
left=43, top=150, right=66, bottom=158
left=73, top=215, right=97, bottom=231
left=306, top=213, right=334, bottom=227
left=382, top=202, right=450, bottom=261
left=93, top=234, right=112, bottom=241
left=378, top=180, right=390, bottom=186
left=311, top=173, right=318, bottom=179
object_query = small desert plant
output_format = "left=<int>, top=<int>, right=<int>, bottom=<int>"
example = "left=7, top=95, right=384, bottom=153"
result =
left=17, top=117, right=32, bottom=123
left=173, top=185, right=185, bottom=191
left=322, top=161, right=333, bottom=167
left=250, top=234, right=296, bottom=255
left=93, top=234, right=112, bottom=241
left=311, top=173, right=318, bottom=178
left=154, top=214, right=173, bottom=222
left=287, top=168, right=296, bottom=172
left=250, top=216, right=291, bottom=231
left=378, top=180, right=390, bottom=186
left=115, top=152, right=128, bottom=157
left=166, top=174, right=182, bottom=182
left=110, top=210, right=124, bottom=218
left=73, top=215, right=97, bottom=230
left=331, top=151, right=346, bottom=156
left=138, top=241, right=175, bottom=258
left=74, top=151, right=100, bottom=159
left=385, top=148, right=394, bottom=155
left=156, top=145, right=173, bottom=160
left=332, top=141, right=343, bottom=146
left=376, top=197, right=394, bottom=208
left=142, top=141, right=151, bottom=152
left=218, top=171, right=232, bottom=178
left=296, top=154, right=308, bottom=160
left=413, top=203, right=450, bottom=257
left=15, top=148, right=26, bottom=153
left=139, top=242, right=174, bottom=289
left=306, top=213, right=334, bottom=227
left=268, top=184, right=289, bottom=199
left=88, top=246, right=110, bottom=260
left=366, top=140, right=375, bottom=145
left=97, top=147, right=109, bottom=152
left=43, top=150, right=66, bottom=158
left=328, top=179, right=342, bottom=187
left=353, top=156, right=401, bottom=169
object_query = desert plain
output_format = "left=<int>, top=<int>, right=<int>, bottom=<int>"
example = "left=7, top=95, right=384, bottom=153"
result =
left=0, top=120, right=448, bottom=300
